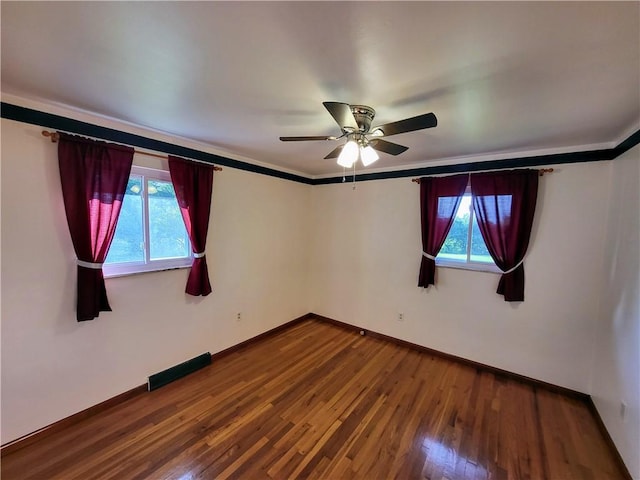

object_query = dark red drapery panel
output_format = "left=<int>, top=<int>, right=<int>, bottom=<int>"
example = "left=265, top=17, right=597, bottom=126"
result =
left=58, top=133, right=134, bottom=321
left=470, top=169, right=538, bottom=301
left=168, top=156, right=214, bottom=296
left=418, top=174, right=469, bottom=287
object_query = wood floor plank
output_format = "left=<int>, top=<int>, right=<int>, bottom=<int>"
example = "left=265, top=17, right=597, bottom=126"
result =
left=1, top=318, right=627, bottom=480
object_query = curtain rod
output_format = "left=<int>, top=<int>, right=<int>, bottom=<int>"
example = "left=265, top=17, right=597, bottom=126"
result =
left=411, top=168, right=553, bottom=183
left=41, top=131, right=223, bottom=171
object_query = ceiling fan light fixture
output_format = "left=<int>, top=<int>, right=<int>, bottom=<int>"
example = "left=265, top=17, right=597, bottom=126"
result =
left=337, top=140, right=359, bottom=168
left=360, top=145, right=379, bottom=166
left=370, top=128, right=384, bottom=137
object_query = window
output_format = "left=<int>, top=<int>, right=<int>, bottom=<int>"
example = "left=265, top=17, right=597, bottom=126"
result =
left=437, top=190, right=499, bottom=272
left=104, top=166, right=192, bottom=277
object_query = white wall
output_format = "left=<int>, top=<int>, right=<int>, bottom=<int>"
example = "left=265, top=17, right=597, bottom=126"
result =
left=309, top=162, right=611, bottom=394
left=591, top=145, right=640, bottom=479
left=0, top=117, right=311, bottom=444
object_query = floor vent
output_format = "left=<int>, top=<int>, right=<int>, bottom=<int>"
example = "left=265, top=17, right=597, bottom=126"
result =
left=148, top=352, right=212, bottom=391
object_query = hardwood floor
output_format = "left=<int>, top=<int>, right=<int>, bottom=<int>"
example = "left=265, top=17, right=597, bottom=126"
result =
left=1, top=318, right=626, bottom=479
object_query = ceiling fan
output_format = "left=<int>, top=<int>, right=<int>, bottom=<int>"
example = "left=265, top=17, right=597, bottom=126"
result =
left=279, top=102, right=437, bottom=168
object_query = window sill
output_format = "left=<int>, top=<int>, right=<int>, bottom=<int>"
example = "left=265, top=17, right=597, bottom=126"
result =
left=104, top=262, right=192, bottom=279
left=435, top=260, right=502, bottom=274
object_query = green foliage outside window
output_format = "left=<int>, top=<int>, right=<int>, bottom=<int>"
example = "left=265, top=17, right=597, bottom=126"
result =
left=148, top=180, right=190, bottom=260
left=106, top=176, right=190, bottom=265
left=439, top=196, right=493, bottom=264
left=106, top=176, right=144, bottom=264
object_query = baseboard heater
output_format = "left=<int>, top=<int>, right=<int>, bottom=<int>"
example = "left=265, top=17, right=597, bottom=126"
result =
left=147, top=352, right=212, bottom=391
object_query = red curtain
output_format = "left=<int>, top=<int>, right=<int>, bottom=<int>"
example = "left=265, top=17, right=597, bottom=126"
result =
left=470, top=169, right=538, bottom=301
left=58, top=133, right=134, bottom=321
left=418, top=174, right=469, bottom=287
left=168, top=156, right=214, bottom=296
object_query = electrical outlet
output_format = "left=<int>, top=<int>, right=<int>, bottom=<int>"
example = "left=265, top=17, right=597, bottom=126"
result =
left=236, top=312, right=242, bottom=321
left=398, top=313, right=404, bottom=321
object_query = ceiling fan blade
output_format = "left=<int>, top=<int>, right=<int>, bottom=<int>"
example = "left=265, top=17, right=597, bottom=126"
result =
left=279, top=135, right=336, bottom=141
left=324, top=144, right=344, bottom=159
left=369, top=138, right=409, bottom=156
left=323, top=102, right=359, bottom=131
left=372, top=112, right=437, bottom=137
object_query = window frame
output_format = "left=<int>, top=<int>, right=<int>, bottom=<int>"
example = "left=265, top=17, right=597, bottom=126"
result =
left=435, top=187, right=502, bottom=274
left=103, top=165, right=193, bottom=278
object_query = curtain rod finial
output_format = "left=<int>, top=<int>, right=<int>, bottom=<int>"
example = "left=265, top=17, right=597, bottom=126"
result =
left=42, top=131, right=59, bottom=143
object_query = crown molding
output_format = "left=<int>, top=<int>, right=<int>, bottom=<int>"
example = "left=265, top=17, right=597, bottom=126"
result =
left=310, top=141, right=616, bottom=181
left=1, top=93, right=314, bottom=183
left=2, top=94, right=638, bottom=186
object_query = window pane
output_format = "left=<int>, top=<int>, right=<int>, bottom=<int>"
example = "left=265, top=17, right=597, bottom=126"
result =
left=148, top=180, right=191, bottom=260
left=439, top=195, right=470, bottom=261
left=470, top=215, right=493, bottom=263
left=105, top=176, right=144, bottom=264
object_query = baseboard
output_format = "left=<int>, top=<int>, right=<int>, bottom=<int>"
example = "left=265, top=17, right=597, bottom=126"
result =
left=0, top=383, right=148, bottom=457
left=310, top=313, right=636, bottom=478
left=9, top=312, right=625, bottom=474
left=310, top=313, right=589, bottom=401
left=1, top=312, right=314, bottom=457
left=585, top=397, right=634, bottom=480
left=210, top=312, right=314, bottom=361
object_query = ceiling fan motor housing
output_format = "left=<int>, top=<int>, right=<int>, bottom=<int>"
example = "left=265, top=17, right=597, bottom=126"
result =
left=350, top=105, right=375, bottom=133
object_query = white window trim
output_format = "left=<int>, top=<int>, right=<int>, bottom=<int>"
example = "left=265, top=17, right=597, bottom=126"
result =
left=435, top=187, right=502, bottom=275
left=103, top=165, right=193, bottom=278
left=104, top=257, right=193, bottom=278
left=436, top=257, right=502, bottom=274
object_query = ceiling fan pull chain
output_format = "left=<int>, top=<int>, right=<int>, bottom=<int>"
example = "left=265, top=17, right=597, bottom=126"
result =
left=343, top=166, right=346, bottom=183
left=352, top=162, right=356, bottom=190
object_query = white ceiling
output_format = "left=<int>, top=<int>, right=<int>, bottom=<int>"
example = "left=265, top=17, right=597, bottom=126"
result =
left=2, top=2, right=639, bottom=177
